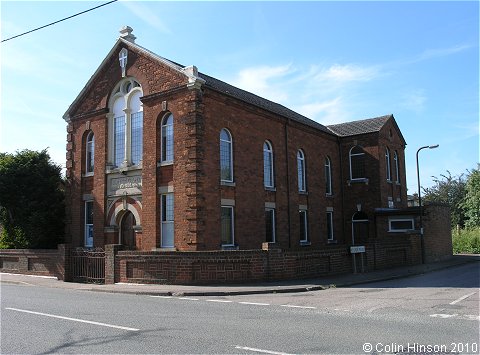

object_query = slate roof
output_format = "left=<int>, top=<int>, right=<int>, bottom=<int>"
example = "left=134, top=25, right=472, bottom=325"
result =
left=327, top=115, right=392, bottom=137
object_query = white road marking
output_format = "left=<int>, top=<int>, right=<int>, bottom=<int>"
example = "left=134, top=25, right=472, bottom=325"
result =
left=5, top=307, right=139, bottom=331
left=430, top=313, right=458, bottom=318
left=235, top=345, right=292, bottom=355
left=206, top=299, right=233, bottom=303
left=178, top=297, right=199, bottom=301
left=430, top=313, right=480, bottom=321
left=450, top=291, right=477, bottom=305
left=150, top=295, right=172, bottom=299
left=238, top=302, right=270, bottom=306
left=280, top=304, right=316, bottom=309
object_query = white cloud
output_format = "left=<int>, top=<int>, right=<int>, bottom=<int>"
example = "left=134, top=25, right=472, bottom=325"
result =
left=295, top=97, right=347, bottom=125
left=230, top=62, right=381, bottom=125
left=417, top=44, right=474, bottom=62
left=232, top=64, right=293, bottom=102
left=389, top=44, right=474, bottom=68
left=313, top=64, right=380, bottom=83
left=119, top=1, right=171, bottom=34
left=400, top=89, right=427, bottom=113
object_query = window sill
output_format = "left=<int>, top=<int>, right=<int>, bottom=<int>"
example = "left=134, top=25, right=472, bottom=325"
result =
left=221, top=181, right=236, bottom=187
left=221, top=244, right=239, bottom=250
left=395, top=182, right=402, bottom=186
left=106, top=164, right=142, bottom=174
left=387, top=180, right=393, bottom=184
left=325, top=193, right=334, bottom=198
left=300, top=241, right=311, bottom=246
left=299, top=191, right=308, bottom=195
left=157, top=161, right=173, bottom=167
left=347, top=178, right=369, bottom=186
left=327, top=239, right=337, bottom=244
left=82, top=172, right=94, bottom=178
left=265, top=187, right=276, bottom=192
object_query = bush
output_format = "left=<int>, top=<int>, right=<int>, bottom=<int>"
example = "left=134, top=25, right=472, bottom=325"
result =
left=0, top=226, right=29, bottom=249
left=452, top=227, right=480, bottom=254
left=0, top=149, right=64, bottom=249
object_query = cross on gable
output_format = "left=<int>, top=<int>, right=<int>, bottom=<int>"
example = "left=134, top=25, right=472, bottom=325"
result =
left=119, top=48, right=128, bottom=77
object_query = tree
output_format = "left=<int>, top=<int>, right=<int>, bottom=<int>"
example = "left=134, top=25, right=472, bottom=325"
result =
left=423, top=171, right=467, bottom=228
left=0, top=149, right=64, bottom=249
left=463, top=166, right=480, bottom=229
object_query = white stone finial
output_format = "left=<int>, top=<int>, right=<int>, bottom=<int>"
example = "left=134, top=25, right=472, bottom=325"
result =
left=119, top=26, right=136, bottom=43
left=182, top=65, right=206, bottom=90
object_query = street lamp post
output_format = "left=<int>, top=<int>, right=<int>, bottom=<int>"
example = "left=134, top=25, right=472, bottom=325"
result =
left=416, top=144, right=439, bottom=264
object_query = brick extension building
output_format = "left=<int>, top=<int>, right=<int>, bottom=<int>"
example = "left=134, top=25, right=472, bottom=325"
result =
left=61, top=27, right=451, bottom=283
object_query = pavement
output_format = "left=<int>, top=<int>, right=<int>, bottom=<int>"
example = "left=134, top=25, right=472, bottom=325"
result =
left=1, top=254, right=479, bottom=297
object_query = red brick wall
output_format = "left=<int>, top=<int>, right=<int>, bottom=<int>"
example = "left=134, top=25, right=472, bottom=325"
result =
left=0, top=245, right=67, bottom=279
left=339, top=122, right=407, bottom=245
left=115, top=247, right=352, bottom=284
left=201, top=90, right=343, bottom=251
left=423, top=203, right=452, bottom=262
left=112, top=236, right=421, bottom=284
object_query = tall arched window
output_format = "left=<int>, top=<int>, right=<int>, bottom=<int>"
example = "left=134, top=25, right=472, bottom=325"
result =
left=349, top=146, right=365, bottom=180
left=385, top=148, right=391, bottom=181
left=263, top=141, right=274, bottom=188
left=325, top=156, right=332, bottom=195
left=161, top=113, right=174, bottom=163
left=220, top=129, right=233, bottom=182
left=108, top=78, right=143, bottom=168
left=86, top=131, right=94, bottom=174
left=394, top=151, right=400, bottom=183
left=297, top=149, right=306, bottom=192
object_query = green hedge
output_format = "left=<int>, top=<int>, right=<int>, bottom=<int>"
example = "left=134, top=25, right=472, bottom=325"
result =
left=452, top=227, right=480, bottom=254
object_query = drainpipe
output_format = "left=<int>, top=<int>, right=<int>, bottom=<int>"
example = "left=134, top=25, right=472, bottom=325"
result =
left=285, top=119, right=291, bottom=249
left=337, top=137, right=346, bottom=245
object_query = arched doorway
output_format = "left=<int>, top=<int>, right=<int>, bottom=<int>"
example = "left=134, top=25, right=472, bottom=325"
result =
left=351, top=211, right=369, bottom=273
left=352, top=211, right=369, bottom=245
left=121, top=211, right=136, bottom=249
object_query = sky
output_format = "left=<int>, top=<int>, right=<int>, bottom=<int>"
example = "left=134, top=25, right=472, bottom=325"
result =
left=1, top=1, right=478, bottom=193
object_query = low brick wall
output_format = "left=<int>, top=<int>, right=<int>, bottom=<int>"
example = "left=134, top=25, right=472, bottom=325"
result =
left=113, top=239, right=427, bottom=284
left=0, top=244, right=67, bottom=279
left=0, top=218, right=447, bottom=284
left=113, top=246, right=352, bottom=284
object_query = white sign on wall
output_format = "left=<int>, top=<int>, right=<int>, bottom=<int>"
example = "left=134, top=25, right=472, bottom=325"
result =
left=350, top=246, right=366, bottom=254
left=108, top=174, right=142, bottom=196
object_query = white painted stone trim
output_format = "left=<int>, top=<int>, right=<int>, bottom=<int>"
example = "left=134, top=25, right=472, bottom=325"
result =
left=158, top=185, right=174, bottom=194
left=221, top=199, right=235, bottom=206
left=265, top=202, right=276, bottom=209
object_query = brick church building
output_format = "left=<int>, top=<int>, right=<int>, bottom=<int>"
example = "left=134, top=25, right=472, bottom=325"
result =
left=61, top=27, right=451, bottom=283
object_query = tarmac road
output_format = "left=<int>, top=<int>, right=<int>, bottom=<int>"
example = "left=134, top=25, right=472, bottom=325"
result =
left=1, top=261, right=479, bottom=354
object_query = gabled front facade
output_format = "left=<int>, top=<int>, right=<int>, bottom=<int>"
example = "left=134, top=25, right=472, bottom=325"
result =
left=64, top=27, right=410, bottom=255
